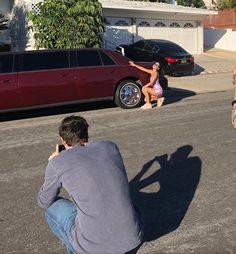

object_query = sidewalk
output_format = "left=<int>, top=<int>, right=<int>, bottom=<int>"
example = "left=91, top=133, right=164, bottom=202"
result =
left=194, top=48, right=236, bottom=75
left=203, top=47, right=236, bottom=61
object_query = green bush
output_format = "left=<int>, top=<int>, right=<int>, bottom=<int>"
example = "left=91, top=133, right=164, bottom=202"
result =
left=28, top=0, right=104, bottom=49
left=216, top=0, right=236, bottom=10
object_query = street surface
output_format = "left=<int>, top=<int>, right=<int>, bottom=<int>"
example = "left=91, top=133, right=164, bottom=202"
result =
left=0, top=86, right=235, bottom=253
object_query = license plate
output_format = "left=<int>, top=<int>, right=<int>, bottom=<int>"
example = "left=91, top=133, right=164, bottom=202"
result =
left=181, top=59, right=187, bottom=64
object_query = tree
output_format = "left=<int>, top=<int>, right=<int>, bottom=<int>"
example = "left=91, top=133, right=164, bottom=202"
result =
left=28, top=0, right=104, bottom=49
left=0, top=13, right=8, bottom=31
left=177, top=0, right=206, bottom=8
left=216, top=0, right=236, bottom=10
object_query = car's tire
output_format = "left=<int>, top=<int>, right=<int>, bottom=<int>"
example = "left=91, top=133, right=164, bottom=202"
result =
left=114, top=80, right=144, bottom=109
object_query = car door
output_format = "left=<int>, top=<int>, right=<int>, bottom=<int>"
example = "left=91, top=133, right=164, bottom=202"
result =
left=72, top=49, right=117, bottom=100
left=0, top=53, right=20, bottom=110
left=16, top=50, right=76, bottom=107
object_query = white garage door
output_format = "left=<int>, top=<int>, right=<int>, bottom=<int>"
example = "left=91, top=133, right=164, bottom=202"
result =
left=103, top=17, right=133, bottom=50
left=136, top=19, right=198, bottom=54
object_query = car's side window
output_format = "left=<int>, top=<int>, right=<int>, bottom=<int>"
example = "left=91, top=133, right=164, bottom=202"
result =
left=147, top=43, right=160, bottom=53
left=15, top=51, right=69, bottom=72
left=76, top=50, right=102, bottom=67
left=99, top=51, right=116, bottom=66
left=69, top=50, right=77, bottom=67
left=133, top=40, right=145, bottom=50
left=144, top=43, right=153, bottom=51
left=0, top=54, right=14, bottom=73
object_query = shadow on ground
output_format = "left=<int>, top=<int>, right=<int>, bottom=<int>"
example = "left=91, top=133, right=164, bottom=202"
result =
left=0, top=88, right=196, bottom=122
left=0, top=100, right=117, bottom=122
left=150, top=87, right=196, bottom=108
left=192, top=63, right=205, bottom=75
left=130, top=145, right=202, bottom=245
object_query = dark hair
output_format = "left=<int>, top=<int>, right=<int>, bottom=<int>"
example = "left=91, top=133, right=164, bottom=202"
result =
left=59, top=115, right=89, bottom=146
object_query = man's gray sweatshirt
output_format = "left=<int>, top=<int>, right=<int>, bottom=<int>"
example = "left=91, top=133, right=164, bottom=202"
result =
left=38, top=140, right=143, bottom=254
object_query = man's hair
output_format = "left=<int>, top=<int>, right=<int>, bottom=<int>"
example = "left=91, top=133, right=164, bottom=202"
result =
left=59, top=115, right=89, bottom=146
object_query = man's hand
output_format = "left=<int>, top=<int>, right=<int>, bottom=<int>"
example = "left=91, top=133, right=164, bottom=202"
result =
left=48, top=144, right=60, bottom=161
left=233, top=62, right=236, bottom=85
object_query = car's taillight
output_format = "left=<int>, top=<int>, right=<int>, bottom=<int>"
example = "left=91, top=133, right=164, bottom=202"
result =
left=164, top=57, right=178, bottom=63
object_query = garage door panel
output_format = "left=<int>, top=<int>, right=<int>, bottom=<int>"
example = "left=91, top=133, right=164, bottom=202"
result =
left=136, top=19, right=197, bottom=54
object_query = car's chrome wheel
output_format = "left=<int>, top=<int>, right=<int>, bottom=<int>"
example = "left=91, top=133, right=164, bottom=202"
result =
left=115, top=80, right=143, bottom=109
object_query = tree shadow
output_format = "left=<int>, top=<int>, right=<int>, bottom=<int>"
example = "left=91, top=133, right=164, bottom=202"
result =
left=129, top=145, right=201, bottom=242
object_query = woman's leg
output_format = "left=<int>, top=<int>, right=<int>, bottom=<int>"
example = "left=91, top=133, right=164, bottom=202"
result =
left=45, top=198, right=77, bottom=254
left=142, top=87, right=165, bottom=109
left=141, top=87, right=152, bottom=109
left=157, top=97, right=165, bottom=107
left=146, top=87, right=164, bottom=108
left=141, top=87, right=151, bottom=103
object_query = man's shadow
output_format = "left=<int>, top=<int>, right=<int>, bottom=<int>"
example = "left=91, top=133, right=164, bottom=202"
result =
left=129, top=145, right=202, bottom=243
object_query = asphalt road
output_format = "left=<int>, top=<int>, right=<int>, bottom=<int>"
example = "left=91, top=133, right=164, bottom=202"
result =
left=0, top=88, right=236, bottom=254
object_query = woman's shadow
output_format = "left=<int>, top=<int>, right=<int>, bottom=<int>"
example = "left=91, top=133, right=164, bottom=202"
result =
left=129, top=145, right=202, bottom=243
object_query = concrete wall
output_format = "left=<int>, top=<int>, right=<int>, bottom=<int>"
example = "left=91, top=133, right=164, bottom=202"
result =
left=204, top=27, right=236, bottom=51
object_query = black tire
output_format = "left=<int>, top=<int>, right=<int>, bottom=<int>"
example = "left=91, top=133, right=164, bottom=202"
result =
left=114, top=80, right=143, bottom=109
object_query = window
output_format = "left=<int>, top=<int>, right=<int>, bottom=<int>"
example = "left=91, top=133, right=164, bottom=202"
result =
left=104, top=18, right=111, bottom=25
left=114, top=20, right=129, bottom=26
left=157, top=42, right=187, bottom=54
left=0, top=54, right=13, bottom=73
left=133, top=40, right=145, bottom=50
left=184, top=22, right=194, bottom=28
left=138, top=21, right=150, bottom=27
left=145, top=42, right=160, bottom=53
left=155, top=21, right=166, bottom=27
left=69, top=50, right=77, bottom=67
left=170, top=22, right=180, bottom=27
left=76, top=50, right=102, bottom=67
left=100, top=51, right=116, bottom=66
left=16, top=51, right=69, bottom=72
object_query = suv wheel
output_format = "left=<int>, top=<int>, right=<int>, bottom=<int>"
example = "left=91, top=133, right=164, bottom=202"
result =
left=115, top=80, right=143, bottom=109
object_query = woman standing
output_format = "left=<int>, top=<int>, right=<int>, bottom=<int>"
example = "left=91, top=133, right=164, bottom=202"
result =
left=129, top=61, right=164, bottom=110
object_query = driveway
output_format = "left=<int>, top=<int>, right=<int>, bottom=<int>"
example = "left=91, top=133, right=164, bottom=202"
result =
left=166, top=49, right=236, bottom=94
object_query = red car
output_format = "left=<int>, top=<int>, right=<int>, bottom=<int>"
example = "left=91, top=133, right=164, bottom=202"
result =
left=0, top=48, right=168, bottom=112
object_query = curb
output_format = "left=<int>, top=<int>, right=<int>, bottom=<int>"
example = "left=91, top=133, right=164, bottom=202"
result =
left=193, top=69, right=232, bottom=75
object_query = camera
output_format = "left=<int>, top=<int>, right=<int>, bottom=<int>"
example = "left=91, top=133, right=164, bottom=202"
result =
left=59, top=144, right=65, bottom=152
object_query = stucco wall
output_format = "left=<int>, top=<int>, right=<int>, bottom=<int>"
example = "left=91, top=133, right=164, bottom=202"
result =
left=204, top=28, right=236, bottom=51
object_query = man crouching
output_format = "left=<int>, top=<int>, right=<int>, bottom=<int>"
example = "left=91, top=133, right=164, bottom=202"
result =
left=37, top=115, right=144, bottom=254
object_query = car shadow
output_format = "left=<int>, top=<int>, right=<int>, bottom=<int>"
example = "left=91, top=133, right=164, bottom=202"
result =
left=192, top=63, right=205, bottom=75
left=0, top=100, right=117, bottom=122
left=0, top=87, right=196, bottom=122
left=129, top=145, right=201, bottom=245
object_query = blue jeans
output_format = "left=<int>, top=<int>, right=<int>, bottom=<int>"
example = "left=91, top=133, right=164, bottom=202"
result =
left=45, top=198, right=77, bottom=254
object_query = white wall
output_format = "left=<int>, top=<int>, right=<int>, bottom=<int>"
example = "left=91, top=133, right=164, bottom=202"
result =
left=204, top=28, right=236, bottom=51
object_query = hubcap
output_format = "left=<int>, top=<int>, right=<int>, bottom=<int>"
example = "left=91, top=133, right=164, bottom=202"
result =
left=120, top=83, right=141, bottom=106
